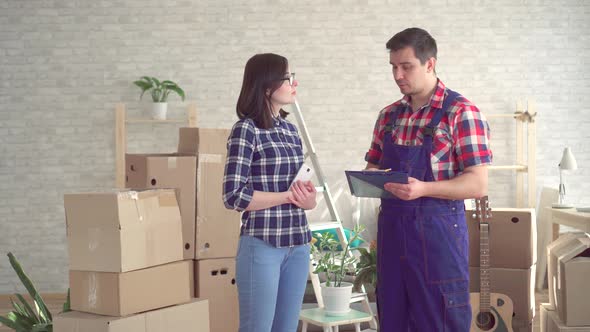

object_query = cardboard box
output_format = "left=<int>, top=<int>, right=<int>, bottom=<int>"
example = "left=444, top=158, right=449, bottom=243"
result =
left=467, top=208, right=536, bottom=269
left=547, top=233, right=586, bottom=307
left=512, top=319, right=533, bottom=332
left=126, top=154, right=198, bottom=260
left=64, top=189, right=183, bottom=273
left=469, top=265, right=536, bottom=322
left=178, top=127, right=241, bottom=259
left=544, top=306, right=590, bottom=332
left=541, top=303, right=554, bottom=332
left=547, top=234, right=590, bottom=326
left=70, top=260, right=192, bottom=316
left=195, top=258, right=239, bottom=332
left=54, top=298, right=210, bottom=332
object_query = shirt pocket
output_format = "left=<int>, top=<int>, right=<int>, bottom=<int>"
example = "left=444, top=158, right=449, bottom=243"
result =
left=432, top=128, right=453, bottom=162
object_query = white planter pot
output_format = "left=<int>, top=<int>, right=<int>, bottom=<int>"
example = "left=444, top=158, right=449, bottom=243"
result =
left=151, top=102, right=168, bottom=120
left=320, top=281, right=353, bottom=316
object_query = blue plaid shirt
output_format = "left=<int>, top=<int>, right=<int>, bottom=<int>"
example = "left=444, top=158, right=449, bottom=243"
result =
left=223, top=117, right=312, bottom=248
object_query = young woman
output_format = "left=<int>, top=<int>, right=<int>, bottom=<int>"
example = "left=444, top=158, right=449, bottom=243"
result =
left=223, top=53, right=317, bottom=332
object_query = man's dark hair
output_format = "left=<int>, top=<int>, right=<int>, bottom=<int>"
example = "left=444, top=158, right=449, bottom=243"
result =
left=386, top=28, right=437, bottom=64
left=236, top=53, right=289, bottom=129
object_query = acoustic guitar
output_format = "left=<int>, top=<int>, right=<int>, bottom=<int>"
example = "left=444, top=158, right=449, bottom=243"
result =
left=470, top=196, right=514, bottom=332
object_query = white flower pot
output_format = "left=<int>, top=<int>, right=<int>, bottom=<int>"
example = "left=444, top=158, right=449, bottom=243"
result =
left=320, top=281, right=353, bottom=316
left=151, top=102, right=168, bottom=120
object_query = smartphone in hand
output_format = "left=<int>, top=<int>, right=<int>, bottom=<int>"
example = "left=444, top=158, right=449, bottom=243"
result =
left=290, top=164, right=314, bottom=189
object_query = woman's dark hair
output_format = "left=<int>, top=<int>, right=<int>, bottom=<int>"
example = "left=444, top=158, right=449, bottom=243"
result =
left=386, top=27, right=437, bottom=64
left=236, top=53, right=290, bottom=129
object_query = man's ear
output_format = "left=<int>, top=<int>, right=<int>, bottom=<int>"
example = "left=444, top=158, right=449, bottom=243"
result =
left=427, top=57, right=436, bottom=73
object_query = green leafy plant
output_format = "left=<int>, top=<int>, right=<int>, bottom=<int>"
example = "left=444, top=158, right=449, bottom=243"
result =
left=353, top=240, right=377, bottom=292
left=0, top=253, right=70, bottom=332
left=311, top=224, right=365, bottom=287
left=133, top=76, right=186, bottom=103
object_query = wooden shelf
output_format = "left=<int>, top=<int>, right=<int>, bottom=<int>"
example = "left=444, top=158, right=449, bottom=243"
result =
left=115, top=103, right=198, bottom=188
left=488, top=164, right=528, bottom=172
left=487, top=100, right=537, bottom=208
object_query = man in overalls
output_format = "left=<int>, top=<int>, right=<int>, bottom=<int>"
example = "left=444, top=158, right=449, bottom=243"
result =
left=364, top=28, right=492, bottom=331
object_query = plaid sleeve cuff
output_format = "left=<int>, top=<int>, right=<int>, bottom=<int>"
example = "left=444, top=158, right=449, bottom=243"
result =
left=225, top=185, right=254, bottom=212
left=364, top=151, right=380, bottom=165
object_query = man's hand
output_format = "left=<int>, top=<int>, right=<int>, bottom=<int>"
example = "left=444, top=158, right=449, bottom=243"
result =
left=384, top=177, right=426, bottom=200
left=288, top=180, right=317, bottom=210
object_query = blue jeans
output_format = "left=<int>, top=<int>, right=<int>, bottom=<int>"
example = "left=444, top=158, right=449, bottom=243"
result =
left=236, top=235, right=310, bottom=332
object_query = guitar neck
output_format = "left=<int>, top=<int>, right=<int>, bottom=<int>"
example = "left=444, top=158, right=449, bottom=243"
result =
left=475, top=196, right=492, bottom=313
left=479, top=222, right=491, bottom=312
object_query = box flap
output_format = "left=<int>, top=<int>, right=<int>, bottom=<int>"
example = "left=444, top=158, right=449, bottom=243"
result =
left=177, top=127, right=230, bottom=155
left=65, top=192, right=120, bottom=229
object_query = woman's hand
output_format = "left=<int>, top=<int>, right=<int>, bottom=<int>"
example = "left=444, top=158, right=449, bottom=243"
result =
left=288, top=180, right=317, bottom=210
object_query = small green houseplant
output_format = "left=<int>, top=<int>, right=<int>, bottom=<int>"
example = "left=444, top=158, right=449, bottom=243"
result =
left=311, top=224, right=365, bottom=316
left=133, top=76, right=186, bottom=120
left=0, top=252, right=70, bottom=332
left=352, top=240, right=377, bottom=292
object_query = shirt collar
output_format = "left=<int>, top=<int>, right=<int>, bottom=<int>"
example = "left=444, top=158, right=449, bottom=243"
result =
left=399, top=79, right=447, bottom=110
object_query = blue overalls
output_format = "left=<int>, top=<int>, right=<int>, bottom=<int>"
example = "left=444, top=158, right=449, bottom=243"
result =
left=376, top=90, right=471, bottom=332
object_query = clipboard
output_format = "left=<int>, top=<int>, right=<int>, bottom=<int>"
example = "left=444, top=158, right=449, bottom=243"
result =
left=345, top=170, right=409, bottom=198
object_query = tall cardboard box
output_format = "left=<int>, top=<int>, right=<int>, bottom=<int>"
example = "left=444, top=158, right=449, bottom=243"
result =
left=547, top=234, right=590, bottom=326
left=70, top=260, right=192, bottom=316
left=469, top=265, right=536, bottom=323
left=195, top=258, right=239, bottom=332
left=544, top=307, right=590, bottom=332
left=64, top=189, right=183, bottom=272
left=54, top=298, right=210, bottom=332
left=467, top=208, right=536, bottom=269
left=126, top=153, right=198, bottom=260
left=178, top=127, right=241, bottom=259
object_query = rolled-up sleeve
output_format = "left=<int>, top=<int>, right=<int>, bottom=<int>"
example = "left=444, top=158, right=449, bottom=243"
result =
left=453, top=105, right=493, bottom=170
left=223, top=120, right=255, bottom=211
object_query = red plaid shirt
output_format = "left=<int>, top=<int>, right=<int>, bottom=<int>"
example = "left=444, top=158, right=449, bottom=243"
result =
left=365, top=80, right=492, bottom=181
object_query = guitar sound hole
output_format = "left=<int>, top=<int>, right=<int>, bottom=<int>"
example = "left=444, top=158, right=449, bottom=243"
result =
left=476, top=312, right=496, bottom=331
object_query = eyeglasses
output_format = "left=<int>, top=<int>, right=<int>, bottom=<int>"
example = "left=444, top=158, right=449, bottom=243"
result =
left=277, top=73, right=296, bottom=86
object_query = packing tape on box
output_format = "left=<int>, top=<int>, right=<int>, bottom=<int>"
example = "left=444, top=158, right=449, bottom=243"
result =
left=88, top=272, right=98, bottom=308
left=119, top=190, right=144, bottom=221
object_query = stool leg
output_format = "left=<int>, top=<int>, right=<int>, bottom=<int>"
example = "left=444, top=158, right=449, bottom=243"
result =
left=334, top=326, right=339, bottom=332
left=354, top=323, right=361, bottom=332
left=323, top=326, right=331, bottom=332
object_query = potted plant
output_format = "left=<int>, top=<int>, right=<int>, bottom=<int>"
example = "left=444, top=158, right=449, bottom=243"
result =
left=353, top=240, right=377, bottom=293
left=0, top=252, right=70, bottom=331
left=133, top=76, right=186, bottom=120
left=311, top=224, right=365, bottom=316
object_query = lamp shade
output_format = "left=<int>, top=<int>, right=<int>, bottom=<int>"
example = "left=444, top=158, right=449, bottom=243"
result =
left=559, top=147, right=578, bottom=170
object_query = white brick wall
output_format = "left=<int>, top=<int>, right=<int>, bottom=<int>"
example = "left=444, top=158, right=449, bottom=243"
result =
left=0, top=0, right=588, bottom=293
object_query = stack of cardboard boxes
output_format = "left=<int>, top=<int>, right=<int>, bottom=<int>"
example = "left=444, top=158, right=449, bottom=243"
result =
left=55, top=189, right=210, bottom=331
left=467, top=208, right=537, bottom=332
left=125, top=127, right=241, bottom=332
left=540, top=233, right=590, bottom=332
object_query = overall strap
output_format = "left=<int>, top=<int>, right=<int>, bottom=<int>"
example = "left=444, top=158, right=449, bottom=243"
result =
left=423, top=89, right=460, bottom=137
